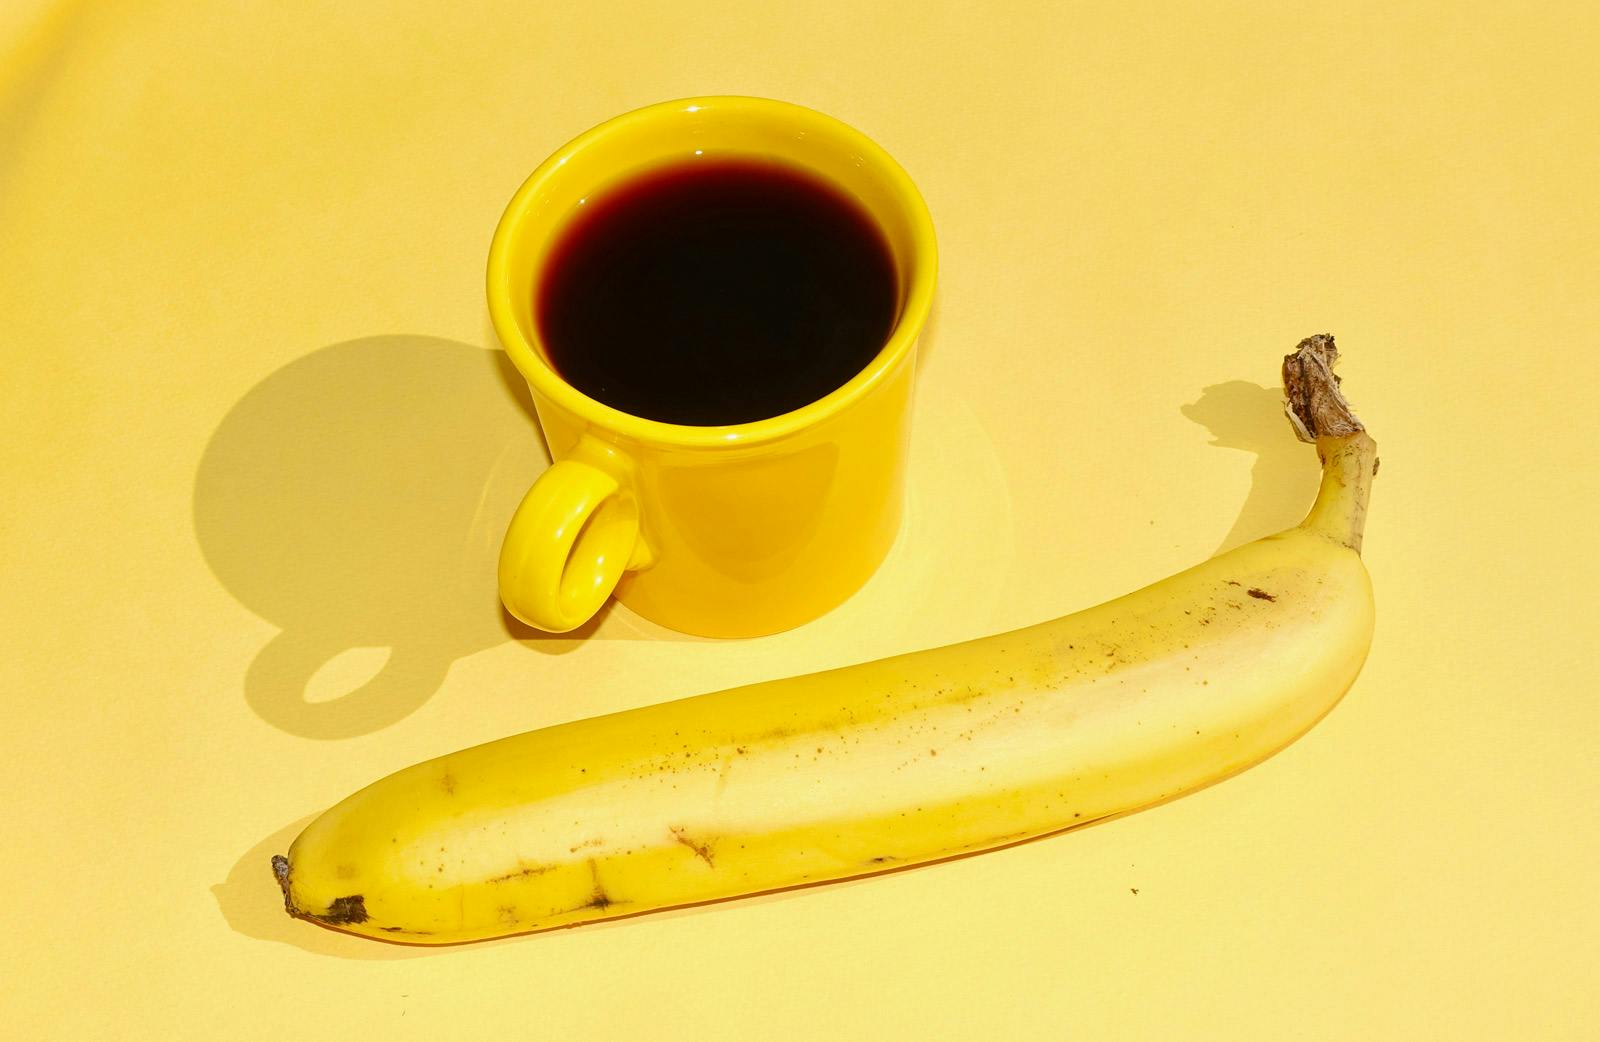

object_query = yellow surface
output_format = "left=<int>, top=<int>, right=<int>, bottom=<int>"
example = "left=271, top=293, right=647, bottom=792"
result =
left=490, top=97, right=936, bottom=636
left=2, top=1, right=1596, bottom=1038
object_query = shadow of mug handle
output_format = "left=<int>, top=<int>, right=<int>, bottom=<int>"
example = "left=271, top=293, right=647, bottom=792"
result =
left=244, top=630, right=449, bottom=740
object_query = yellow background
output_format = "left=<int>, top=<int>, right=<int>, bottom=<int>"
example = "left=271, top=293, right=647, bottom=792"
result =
left=4, top=1, right=1596, bottom=1038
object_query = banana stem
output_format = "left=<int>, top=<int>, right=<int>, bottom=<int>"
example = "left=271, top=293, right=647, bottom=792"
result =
left=1303, top=432, right=1377, bottom=551
left=1283, top=335, right=1377, bottom=552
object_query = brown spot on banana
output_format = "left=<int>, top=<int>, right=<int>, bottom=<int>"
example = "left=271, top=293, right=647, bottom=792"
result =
left=670, top=826, right=716, bottom=867
left=579, top=858, right=615, bottom=912
left=315, top=894, right=369, bottom=925
left=486, top=862, right=552, bottom=884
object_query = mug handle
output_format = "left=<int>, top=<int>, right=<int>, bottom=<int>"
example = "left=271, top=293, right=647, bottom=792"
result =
left=498, top=456, right=644, bottom=632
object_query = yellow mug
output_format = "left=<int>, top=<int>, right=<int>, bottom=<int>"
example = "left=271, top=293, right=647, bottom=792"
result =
left=487, top=96, right=937, bottom=637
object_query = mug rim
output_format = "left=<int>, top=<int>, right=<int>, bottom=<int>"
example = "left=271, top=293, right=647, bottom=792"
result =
left=486, top=95, right=938, bottom=449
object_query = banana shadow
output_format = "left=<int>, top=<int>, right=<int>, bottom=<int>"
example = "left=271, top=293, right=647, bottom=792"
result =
left=1181, top=381, right=1322, bottom=555
left=193, top=335, right=686, bottom=743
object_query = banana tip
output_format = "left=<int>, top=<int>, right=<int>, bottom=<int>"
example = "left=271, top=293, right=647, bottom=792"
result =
left=271, top=854, right=298, bottom=917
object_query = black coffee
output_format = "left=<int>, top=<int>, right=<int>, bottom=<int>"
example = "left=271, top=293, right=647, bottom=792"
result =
left=536, top=158, right=898, bottom=426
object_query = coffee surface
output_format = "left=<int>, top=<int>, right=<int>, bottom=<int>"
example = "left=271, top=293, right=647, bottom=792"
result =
left=537, top=158, right=898, bottom=426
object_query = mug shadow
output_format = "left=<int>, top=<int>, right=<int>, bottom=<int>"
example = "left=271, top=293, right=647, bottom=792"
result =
left=1180, top=380, right=1323, bottom=555
left=194, top=335, right=685, bottom=742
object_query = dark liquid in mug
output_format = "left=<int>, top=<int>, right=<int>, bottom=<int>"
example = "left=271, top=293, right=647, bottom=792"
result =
left=536, top=158, right=898, bottom=426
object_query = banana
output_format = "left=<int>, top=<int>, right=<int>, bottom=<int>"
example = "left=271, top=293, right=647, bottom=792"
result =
left=274, top=334, right=1376, bottom=944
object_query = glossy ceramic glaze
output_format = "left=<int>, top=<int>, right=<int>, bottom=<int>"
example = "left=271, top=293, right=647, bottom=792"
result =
left=488, top=96, right=937, bottom=636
